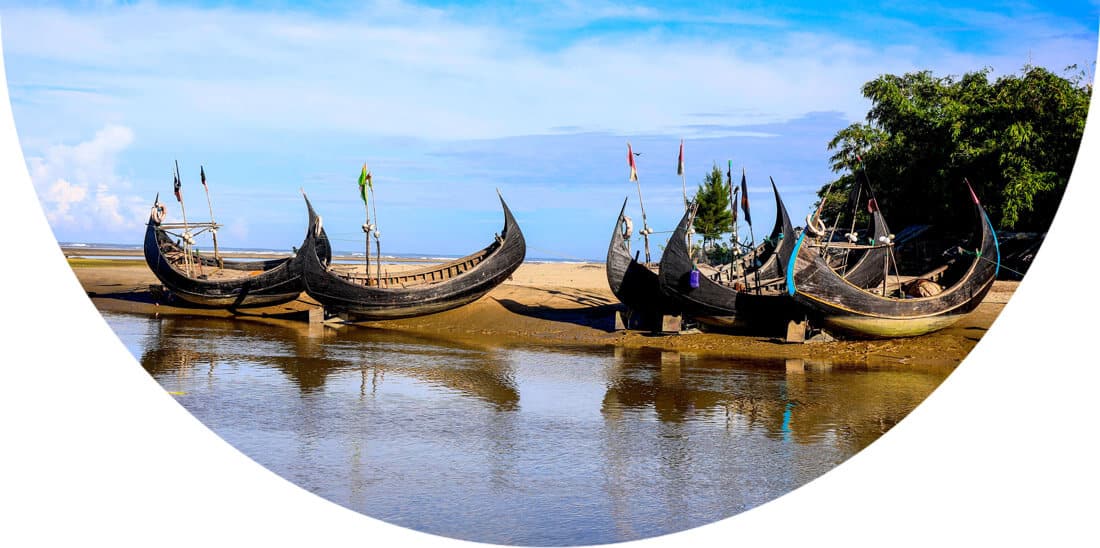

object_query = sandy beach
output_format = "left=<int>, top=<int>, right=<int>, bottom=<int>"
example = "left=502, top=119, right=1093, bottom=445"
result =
left=65, top=246, right=1015, bottom=369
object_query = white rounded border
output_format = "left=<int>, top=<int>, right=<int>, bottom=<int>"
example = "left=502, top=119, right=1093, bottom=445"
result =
left=1, top=21, right=1096, bottom=548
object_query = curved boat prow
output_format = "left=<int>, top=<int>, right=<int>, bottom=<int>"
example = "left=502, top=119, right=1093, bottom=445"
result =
left=497, top=191, right=524, bottom=245
left=301, top=191, right=526, bottom=321
left=786, top=182, right=999, bottom=338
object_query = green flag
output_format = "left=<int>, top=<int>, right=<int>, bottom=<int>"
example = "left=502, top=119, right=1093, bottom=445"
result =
left=357, top=163, right=372, bottom=204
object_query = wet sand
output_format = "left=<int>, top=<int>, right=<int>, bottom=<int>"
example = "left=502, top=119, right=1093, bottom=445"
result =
left=68, top=254, right=1014, bottom=369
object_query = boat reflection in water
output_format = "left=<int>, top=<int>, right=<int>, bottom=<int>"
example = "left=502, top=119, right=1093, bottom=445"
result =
left=108, top=311, right=952, bottom=546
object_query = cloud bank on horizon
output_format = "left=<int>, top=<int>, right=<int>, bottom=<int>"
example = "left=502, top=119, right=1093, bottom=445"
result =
left=3, top=0, right=1096, bottom=259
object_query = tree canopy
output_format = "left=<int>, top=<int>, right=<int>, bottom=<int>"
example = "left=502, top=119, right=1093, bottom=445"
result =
left=818, top=64, right=1091, bottom=234
left=693, top=163, right=733, bottom=248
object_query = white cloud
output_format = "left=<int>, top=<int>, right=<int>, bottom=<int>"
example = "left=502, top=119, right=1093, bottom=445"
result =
left=2, top=2, right=1093, bottom=143
left=27, top=124, right=144, bottom=237
left=45, top=178, right=86, bottom=223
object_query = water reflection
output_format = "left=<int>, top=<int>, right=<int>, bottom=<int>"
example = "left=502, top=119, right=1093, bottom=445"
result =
left=106, top=311, right=952, bottom=546
left=603, top=347, right=947, bottom=454
left=138, top=316, right=520, bottom=410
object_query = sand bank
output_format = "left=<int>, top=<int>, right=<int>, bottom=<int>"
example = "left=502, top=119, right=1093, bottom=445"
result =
left=68, top=255, right=1014, bottom=369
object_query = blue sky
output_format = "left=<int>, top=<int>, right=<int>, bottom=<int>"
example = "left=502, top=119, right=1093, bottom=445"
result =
left=2, top=1, right=1097, bottom=260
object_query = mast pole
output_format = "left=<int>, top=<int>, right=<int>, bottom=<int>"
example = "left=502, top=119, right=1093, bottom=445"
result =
left=747, top=168, right=760, bottom=294
left=370, top=186, right=381, bottom=284
left=199, top=165, right=221, bottom=265
left=628, top=142, right=652, bottom=264
left=359, top=163, right=372, bottom=285
left=175, top=160, right=190, bottom=228
left=728, top=161, right=745, bottom=286
left=364, top=208, right=371, bottom=285
left=679, top=139, right=688, bottom=207
left=635, top=180, right=652, bottom=264
left=363, top=202, right=371, bottom=285
left=174, top=160, right=197, bottom=277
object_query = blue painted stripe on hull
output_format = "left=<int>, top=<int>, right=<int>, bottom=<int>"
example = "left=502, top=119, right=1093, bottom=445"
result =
left=786, top=229, right=807, bottom=296
left=984, top=210, right=1001, bottom=279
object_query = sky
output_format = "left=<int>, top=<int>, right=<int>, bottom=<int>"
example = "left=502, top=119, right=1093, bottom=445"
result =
left=2, top=0, right=1097, bottom=260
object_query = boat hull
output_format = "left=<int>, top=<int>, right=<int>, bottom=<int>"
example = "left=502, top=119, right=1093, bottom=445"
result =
left=787, top=188, right=999, bottom=339
left=657, top=180, right=795, bottom=328
left=301, top=192, right=526, bottom=321
left=143, top=197, right=331, bottom=309
left=606, top=198, right=679, bottom=319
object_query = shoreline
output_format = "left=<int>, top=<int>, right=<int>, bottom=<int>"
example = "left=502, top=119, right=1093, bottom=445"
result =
left=62, top=245, right=467, bottom=264
left=61, top=245, right=594, bottom=265
left=67, top=250, right=1014, bottom=370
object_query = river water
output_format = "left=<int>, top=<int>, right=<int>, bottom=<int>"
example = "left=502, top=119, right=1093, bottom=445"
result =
left=104, top=310, right=952, bottom=546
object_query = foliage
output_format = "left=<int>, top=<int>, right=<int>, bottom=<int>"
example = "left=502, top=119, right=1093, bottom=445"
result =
left=692, top=163, right=733, bottom=249
left=705, top=241, right=733, bottom=265
left=818, top=64, right=1091, bottom=233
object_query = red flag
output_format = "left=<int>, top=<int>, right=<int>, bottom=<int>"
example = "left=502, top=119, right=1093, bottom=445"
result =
left=627, top=142, right=638, bottom=182
left=740, top=168, right=751, bottom=226
left=677, top=139, right=684, bottom=176
left=173, top=173, right=182, bottom=203
left=867, top=197, right=879, bottom=213
left=200, top=165, right=207, bottom=189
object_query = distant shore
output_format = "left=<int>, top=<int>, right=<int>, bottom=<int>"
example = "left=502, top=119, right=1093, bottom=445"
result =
left=67, top=247, right=1016, bottom=369
left=61, top=245, right=452, bottom=264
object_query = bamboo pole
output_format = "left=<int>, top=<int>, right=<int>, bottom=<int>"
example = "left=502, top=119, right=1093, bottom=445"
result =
left=728, top=164, right=745, bottom=286
left=370, top=186, right=381, bottom=284
left=363, top=209, right=371, bottom=285
left=174, top=160, right=197, bottom=277
left=199, top=165, right=221, bottom=266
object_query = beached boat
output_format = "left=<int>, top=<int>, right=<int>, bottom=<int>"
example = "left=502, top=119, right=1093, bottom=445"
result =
left=299, top=191, right=526, bottom=320
left=657, top=179, right=799, bottom=329
left=657, top=177, right=897, bottom=331
left=606, top=198, right=681, bottom=320
left=143, top=195, right=332, bottom=308
left=651, top=179, right=893, bottom=332
left=785, top=182, right=999, bottom=338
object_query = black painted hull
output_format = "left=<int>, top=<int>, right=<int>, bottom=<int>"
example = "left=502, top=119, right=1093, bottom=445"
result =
left=787, top=190, right=999, bottom=339
left=301, top=192, right=526, bottom=321
left=605, top=198, right=680, bottom=317
left=143, top=196, right=332, bottom=308
left=657, top=180, right=796, bottom=328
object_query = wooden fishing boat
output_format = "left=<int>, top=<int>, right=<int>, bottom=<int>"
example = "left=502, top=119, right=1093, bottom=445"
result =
left=299, top=191, right=526, bottom=321
left=143, top=195, right=332, bottom=308
left=785, top=182, right=999, bottom=338
left=657, top=179, right=800, bottom=329
left=656, top=178, right=895, bottom=330
left=606, top=197, right=681, bottom=320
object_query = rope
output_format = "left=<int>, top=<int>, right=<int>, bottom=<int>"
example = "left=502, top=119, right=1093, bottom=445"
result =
left=961, top=250, right=1024, bottom=277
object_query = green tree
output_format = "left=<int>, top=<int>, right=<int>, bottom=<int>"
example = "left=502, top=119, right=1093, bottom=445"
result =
left=693, top=163, right=733, bottom=250
left=818, top=64, right=1091, bottom=233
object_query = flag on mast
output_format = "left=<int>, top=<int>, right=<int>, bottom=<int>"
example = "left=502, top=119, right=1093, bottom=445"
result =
left=728, top=160, right=737, bottom=223
left=357, top=163, right=372, bottom=204
left=740, top=168, right=752, bottom=225
left=173, top=172, right=182, bottom=203
left=200, top=165, right=208, bottom=189
left=627, top=142, right=638, bottom=182
left=677, top=139, right=684, bottom=176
